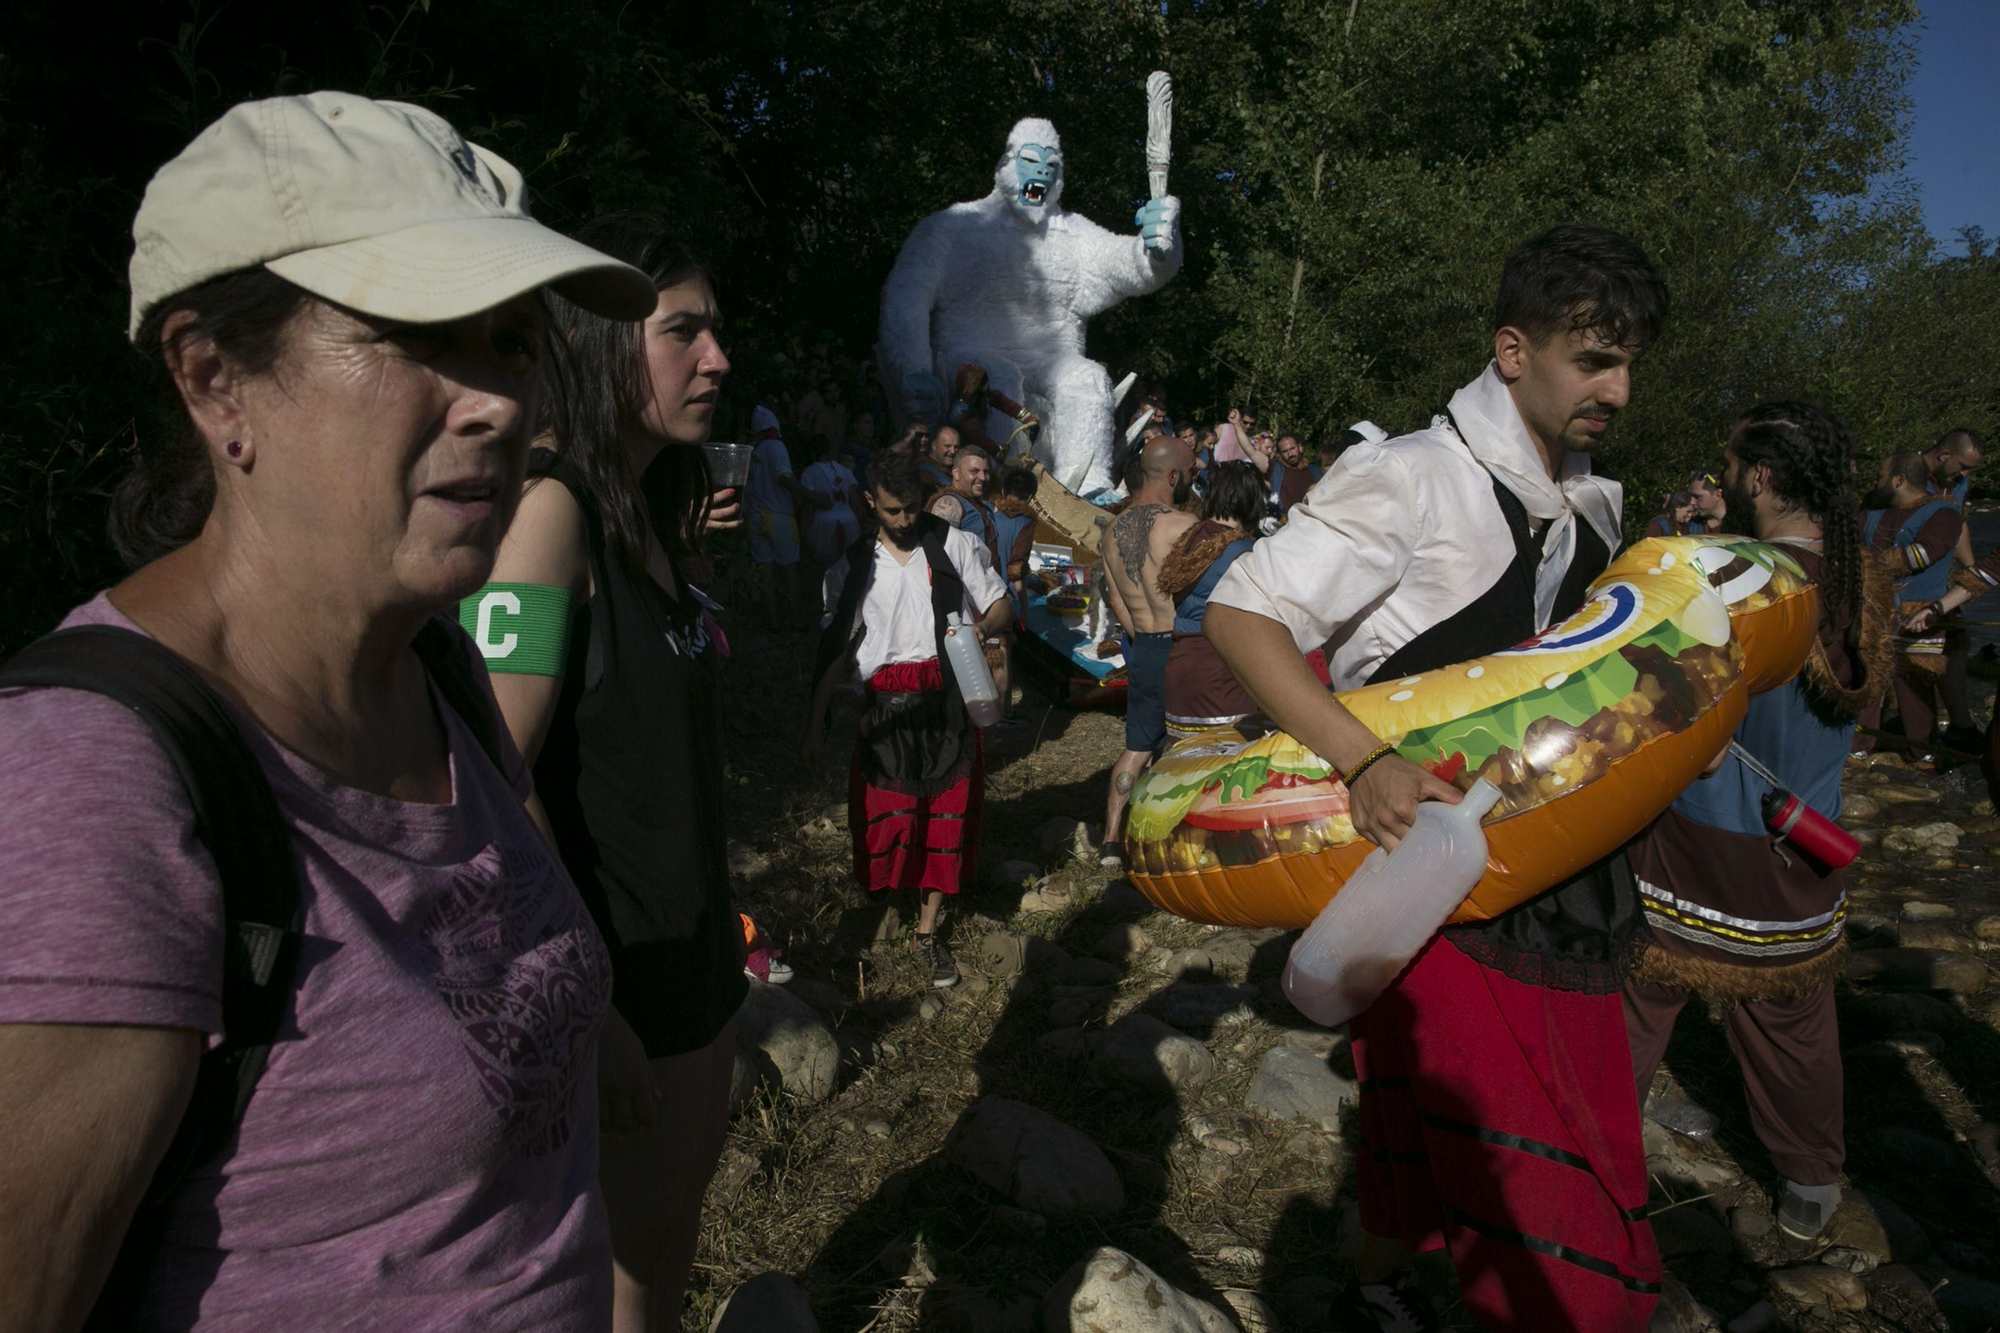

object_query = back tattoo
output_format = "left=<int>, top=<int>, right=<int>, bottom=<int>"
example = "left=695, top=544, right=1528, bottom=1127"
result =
left=1111, top=502, right=1171, bottom=586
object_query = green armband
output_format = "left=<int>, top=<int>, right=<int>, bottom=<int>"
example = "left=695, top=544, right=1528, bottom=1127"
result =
left=459, top=583, right=573, bottom=675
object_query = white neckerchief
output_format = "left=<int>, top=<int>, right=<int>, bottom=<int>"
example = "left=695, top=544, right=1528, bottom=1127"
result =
left=1442, top=362, right=1625, bottom=628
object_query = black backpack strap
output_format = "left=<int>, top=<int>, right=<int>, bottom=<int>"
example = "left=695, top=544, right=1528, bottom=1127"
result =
left=0, top=626, right=303, bottom=1083
left=412, top=618, right=505, bottom=774
left=0, top=624, right=306, bottom=1327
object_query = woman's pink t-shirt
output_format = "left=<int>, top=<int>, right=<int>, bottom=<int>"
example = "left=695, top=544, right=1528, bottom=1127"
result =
left=0, top=596, right=613, bottom=1330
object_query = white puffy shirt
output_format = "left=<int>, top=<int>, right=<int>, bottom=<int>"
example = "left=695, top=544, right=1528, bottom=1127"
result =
left=827, top=526, right=1010, bottom=682
left=1209, top=368, right=1622, bottom=689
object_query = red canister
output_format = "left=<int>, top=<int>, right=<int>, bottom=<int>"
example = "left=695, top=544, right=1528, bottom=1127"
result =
left=1759, top=789, right=1860, bottom=869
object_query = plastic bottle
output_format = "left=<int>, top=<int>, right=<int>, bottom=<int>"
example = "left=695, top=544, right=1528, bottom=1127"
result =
left=943, top=612, right=1005, bottom=728
left=1282, top=778, right=1503, bottom=1027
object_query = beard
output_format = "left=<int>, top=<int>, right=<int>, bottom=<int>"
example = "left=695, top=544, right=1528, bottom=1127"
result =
left=879, top=519, right=921, bottom=551
left=1172, top=475, right=1194, bottom=507
left=1857, top=485, right=1895, bottom=513
left=1718, top=477, right=1758, bottom=536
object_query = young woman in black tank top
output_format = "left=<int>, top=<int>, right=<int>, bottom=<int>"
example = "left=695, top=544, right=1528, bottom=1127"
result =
left=484, top=216, right=743, bottom=1333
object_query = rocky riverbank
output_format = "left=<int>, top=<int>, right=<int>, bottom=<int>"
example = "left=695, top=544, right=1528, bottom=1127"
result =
left=696, top=644, right=2000, bottom=1331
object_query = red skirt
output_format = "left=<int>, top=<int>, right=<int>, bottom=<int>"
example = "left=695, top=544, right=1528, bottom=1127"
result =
left=849, top=661, right=983, bottom=895
left=1352, top=938, right=1661, bottom=1330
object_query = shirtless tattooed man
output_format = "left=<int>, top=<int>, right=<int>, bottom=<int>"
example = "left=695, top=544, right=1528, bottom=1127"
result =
left=1098, top=437, right=1198, bottom=864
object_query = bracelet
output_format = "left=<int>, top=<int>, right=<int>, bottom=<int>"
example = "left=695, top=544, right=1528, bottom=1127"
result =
left=1339, top=740, right=1397, bottom=786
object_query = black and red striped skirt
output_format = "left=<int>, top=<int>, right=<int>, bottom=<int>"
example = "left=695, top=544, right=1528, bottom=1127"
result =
left=1352, top=937, right=1661, bottom=1329
left=849, top=659, right=983, bottom=895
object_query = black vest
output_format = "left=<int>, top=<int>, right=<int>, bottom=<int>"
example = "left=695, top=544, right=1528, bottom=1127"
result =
left=816, top=514, right=977, bottom=797
left=1365, top=423, right=1641, bottom=992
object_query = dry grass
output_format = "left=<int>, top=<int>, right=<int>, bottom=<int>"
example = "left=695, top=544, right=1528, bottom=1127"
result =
left=689, top=622, right=1390, bottom=1331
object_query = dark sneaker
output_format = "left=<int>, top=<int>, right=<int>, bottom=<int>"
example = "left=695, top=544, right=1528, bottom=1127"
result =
left=914, top=931, right=960, bottom=988
left=1099, top=840, right=1125, bottom=869
left=1777, top=1187, right=1836, bottom=1241
left=1341, top=1272, right=1439, bottom=1333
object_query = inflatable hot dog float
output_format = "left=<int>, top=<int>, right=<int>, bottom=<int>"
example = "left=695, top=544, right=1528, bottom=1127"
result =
left=1123, top=536, right=1819, bottom=928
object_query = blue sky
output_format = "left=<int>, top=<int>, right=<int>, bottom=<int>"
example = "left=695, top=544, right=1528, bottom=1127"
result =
left=1906, top=0, right=2000, bottom=253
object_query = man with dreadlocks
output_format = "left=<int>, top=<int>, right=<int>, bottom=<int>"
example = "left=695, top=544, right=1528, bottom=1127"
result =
left=1623, top=400, right=1891, bottom=1243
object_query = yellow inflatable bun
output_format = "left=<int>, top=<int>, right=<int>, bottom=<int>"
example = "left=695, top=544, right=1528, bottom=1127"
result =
left=1124, top=536, right=1819, bottom=929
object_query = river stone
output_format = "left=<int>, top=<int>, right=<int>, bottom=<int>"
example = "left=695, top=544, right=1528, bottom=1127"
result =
left=1036, top=816, right=1100, bottom=860
left=1651, top=1203, right=1733, bottom=1256
left=728, top=1050, right=759, bottom=1110
left=1854, top=1190, right=1929, bottom=1260
left=1168, top=928, right=1287, bottom=981
left=1096, top=1012, right=1216, bottom=1092
left=1280, top=1027, right=1346, bottom=1056
left=710, top=1272, right=819, bottom=1332
left=1875, top=1125, right=1963, bottom=1173
left=1054, top=956, right=1124, bottom=987
left=979, top=932, right=1071, bottom=978
left=1038, top=1026, right=1091, bottom=1060
left=1095, top=922, right=1154, bottom=961
left=1976, top=914, right=2000, bottom=946
left=1901, top=899, right=1957, bottom=921
left=1882, top=822, right=1963, bottom=857
left=1969, top=1121, right=2000, bottom=1172
left=1650, top=1276, right=1724, bottom=1332
left=1245, top=1044, right=1358, bottom=1130
left=1767, top=1265, right=1867, bottom=1312
left=736, top=979, right=840, bottom=1102
left=1020, top=884, right=1076, bottom=914
left=987, top=858, right=1042, bottom=889
left=1643, top=1120, right=1742, bottom=1192
left=1050, top=990, right=1114, bottom=1027
left=1101, top=878, right=1157, bottom=915
left=944, top=1097, right=1124, bottom=1217
left=786, top=978, right=845, bottom=1020
left=1896, top=921, right=1968, bottom=951
left=1935, top=1274, right=2000, bottom=1329
left=1044, top=1247, right=1237, bottom=1333
left=1731, top=1204, right=1775, bottom=1239
left=1843, top=792, right=1883, bottom=820
left=1149, top=982, right=1259, bottom=1029
left=1726, top=1299, right=1776, bottom=1333
left=1221, top=1288, right=1281, bottom=1333
left=1847, top=946, right=1988, bottom=994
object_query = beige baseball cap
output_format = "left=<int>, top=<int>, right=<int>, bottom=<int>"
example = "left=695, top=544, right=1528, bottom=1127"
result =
left=128, top=91, right=656, bottom=341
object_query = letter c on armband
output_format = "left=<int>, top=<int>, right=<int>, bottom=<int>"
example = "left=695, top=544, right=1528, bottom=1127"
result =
left=475, top=590, right=520, bottom=657
left=458, top=583, right=573, bottom=676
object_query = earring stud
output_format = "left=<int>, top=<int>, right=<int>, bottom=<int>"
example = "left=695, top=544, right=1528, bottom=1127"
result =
left=227, top=441, right=243, bottom=458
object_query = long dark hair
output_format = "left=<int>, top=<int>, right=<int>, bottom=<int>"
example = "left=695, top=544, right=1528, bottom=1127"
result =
left=1730, top=400, right=1864, bottom=638
left=542, top=213, right=716, bottom=568
left=113, top=268, right=311, bottom=567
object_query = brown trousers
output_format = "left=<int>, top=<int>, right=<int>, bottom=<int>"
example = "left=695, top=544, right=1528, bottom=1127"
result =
left=1624, top=979, right=1844, bottom=1186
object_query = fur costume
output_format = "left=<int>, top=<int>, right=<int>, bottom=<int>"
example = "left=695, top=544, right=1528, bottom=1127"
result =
left=1156, top=519, right=1241, bottom=601
left=879, top=117, right=1183, bottom=495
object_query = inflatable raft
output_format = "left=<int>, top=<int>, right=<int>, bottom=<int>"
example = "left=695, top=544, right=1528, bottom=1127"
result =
left=1123, top=536, right=1819, bottom=928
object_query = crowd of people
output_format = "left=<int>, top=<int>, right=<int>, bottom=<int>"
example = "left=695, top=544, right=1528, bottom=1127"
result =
left=1, top=90, right=1995, bottom=1333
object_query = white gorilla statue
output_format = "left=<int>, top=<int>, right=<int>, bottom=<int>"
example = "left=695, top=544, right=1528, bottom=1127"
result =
left=879, top=117, right=1182, bottom=495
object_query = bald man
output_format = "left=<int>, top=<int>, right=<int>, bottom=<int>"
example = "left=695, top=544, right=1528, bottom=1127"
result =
left=1098, top=436, right=1200, bottom=863
left=921, top=425, right=961, bottom=493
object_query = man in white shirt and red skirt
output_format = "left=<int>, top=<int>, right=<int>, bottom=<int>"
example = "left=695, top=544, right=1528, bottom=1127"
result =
left=806, top=452, right=1012, bottom=989
left=1207, top=225, right=1669, bottom=1331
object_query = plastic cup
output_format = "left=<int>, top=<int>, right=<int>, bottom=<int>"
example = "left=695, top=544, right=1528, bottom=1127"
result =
left=703, top=442, right=755, bottom=489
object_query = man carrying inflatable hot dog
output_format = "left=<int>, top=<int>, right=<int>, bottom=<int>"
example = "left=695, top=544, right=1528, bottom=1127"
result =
left=1207, top=224, right=1666, bottom=1331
